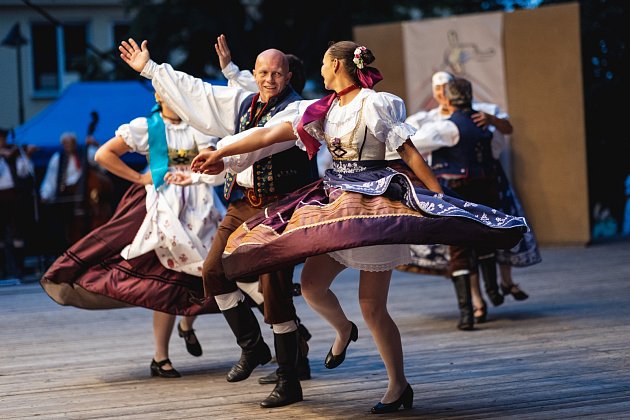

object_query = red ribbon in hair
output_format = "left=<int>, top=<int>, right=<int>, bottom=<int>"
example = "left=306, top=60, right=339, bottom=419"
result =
left=357, top=67, right=383, bottom=89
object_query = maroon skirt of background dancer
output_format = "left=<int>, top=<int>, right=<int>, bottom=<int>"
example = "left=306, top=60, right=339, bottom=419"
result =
left=40, top=183, right=219, bottom=316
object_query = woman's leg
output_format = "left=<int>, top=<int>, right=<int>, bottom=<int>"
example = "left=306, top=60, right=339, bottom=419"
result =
left=153, top=311, right=176, bottom=369
left=179, top=315, right=196, bottom=331
left=499, top=264, right=529, bottom=300
left=358, top=270, right=408, bottom=404
left=470, top=272, right=485, bottom=310
left=177, top=314, right=202, bottom=356
left=300, top=254, right=352, bottom=355
left=499, top=264, right=513, bottom=287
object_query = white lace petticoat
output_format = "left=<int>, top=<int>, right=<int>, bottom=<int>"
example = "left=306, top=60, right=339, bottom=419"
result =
left=328, top=244, right=412, bottom=272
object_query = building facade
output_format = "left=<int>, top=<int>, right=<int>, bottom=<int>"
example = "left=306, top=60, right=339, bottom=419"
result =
left=0, top=0, right=132, bottom=128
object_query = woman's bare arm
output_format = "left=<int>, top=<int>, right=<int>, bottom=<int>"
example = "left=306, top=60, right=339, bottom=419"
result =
left=472, top=112, right=513, bottom=135
left=193, top=122, right=296, bottom=172
left=94, top=136, right=152, bottom=185
left=397, top=139, right=443, bottom=194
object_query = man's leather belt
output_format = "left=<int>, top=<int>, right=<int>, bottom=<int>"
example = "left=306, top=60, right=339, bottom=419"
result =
left=244, top=188, right=282, bottom=208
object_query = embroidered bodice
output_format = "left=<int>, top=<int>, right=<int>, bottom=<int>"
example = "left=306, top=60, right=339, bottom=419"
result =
left=267, top=88, right=415, bottom=163
left=321, top=98, right=387, bottom=162
left=116, top=116, right=218, bottom=170
left=167, top=145, right=199, bottom=166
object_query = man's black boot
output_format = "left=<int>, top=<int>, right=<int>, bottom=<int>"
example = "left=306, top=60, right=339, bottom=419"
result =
left=296, top=321, right=311, bottom=380
left=222, top=301, right=272, bottom=382
left=259, top=321, right=311, bottom=384
left=451, top=274, right=474, bottom=331
left=479, top=255, right=504, bottom=306
left=260, top=331, right=303, bottom=408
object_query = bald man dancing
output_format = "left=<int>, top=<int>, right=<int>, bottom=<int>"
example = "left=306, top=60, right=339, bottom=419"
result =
left=120, top=37, right=318, bottom=408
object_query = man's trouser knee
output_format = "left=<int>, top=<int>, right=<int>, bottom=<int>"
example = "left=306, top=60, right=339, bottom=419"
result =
left=260, top=266, right=297, bottom=325
left=202, top=199, right=260, bottom=297
left=448, top=245, right=473, bottom=277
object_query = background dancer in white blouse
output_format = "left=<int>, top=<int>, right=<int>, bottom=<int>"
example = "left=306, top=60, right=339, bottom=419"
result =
left=94, top=93, right=229, bottom=377
left=397, top=72, right=538, bottom=325
left=41, top=95, right=231, bottom=379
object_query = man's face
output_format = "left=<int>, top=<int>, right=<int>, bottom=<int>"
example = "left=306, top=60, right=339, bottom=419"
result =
left=253, top=52, right=291, bottom=102
left=62, top=136, right=77, bottom=153
left=432, top=84, right=448, bottom=107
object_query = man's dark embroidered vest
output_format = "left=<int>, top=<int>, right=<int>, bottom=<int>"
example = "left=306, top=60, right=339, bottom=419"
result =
left=431, top=109, right=493, bottom=180
left=223, top=86, right=319, bottom=200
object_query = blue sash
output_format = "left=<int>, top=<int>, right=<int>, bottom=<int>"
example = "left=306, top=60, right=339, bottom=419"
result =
left=146, top=105, right=168, bottom=190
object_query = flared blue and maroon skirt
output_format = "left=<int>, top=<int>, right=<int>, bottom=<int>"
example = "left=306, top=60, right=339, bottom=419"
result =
left=40, top=183, right=219, bottom=316
left=400, top=160, right=542, bottom=276
left=222, top=160, right=529, bottom=279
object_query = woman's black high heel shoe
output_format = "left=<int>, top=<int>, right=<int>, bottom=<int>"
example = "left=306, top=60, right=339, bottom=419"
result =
left=474, top=301, right=488, bottom=324
left=324, top=321, right=358, bottom=369
left=501, top=284, right=529, bottom=301
left=371, top=383, right=414, bottom=414
left=150, top=359, right=181, bottom=378
left=178, top=322, right=203, bottom=357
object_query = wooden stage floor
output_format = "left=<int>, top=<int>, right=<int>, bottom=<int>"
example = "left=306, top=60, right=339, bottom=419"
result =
left=1, top=241, right=629, bottom=419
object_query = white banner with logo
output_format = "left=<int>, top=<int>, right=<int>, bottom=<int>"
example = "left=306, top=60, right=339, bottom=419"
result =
left=402, top=12, right=506, bottom=114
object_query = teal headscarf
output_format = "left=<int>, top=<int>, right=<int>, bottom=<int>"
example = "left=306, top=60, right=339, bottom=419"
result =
left=146, top=104, right=168, bottom=190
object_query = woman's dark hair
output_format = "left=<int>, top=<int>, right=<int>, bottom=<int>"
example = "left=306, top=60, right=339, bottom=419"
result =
left=327, top=41, right=377, bottom=85
left=286, top=54, right=306, bottom=95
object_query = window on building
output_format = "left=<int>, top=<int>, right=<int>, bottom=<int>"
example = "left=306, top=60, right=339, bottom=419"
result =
left=64, top=24, right=88, bottom=73
left=30, top=22, right=87, bottom=96
left=113, top=23, right=130, bottom=46
left=31, top=23, right=58, bottom=92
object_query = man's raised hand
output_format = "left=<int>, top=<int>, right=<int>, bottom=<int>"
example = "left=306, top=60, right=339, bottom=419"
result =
left=214, top=34, right=232, bottom=70
left=119, top=38, right=151, bottom=73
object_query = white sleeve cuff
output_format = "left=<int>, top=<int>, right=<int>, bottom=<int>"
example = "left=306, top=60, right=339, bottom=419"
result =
left=190, top=172, right=202, bottom=184
left=190, top=171, right=226, bottom=186
left=385, top=122, right=416, bottom=152
left=222, top=61, right=239, bottom=80
left=140, top=60, right=158, bottom=79
left=222, top=156, right=236, bottom=171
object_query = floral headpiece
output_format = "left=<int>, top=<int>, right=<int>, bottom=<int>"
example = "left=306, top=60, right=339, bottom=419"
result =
left=353, top=46, right=367, bottom=69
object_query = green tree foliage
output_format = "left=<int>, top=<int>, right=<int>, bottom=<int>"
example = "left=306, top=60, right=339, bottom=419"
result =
left=115, top=0, right=578, bottom=84
left=77, top=0, right=589, bottom=83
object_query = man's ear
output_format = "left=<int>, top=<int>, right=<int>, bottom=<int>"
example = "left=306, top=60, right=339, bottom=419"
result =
left=286, top=71, right=293, bottom=82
